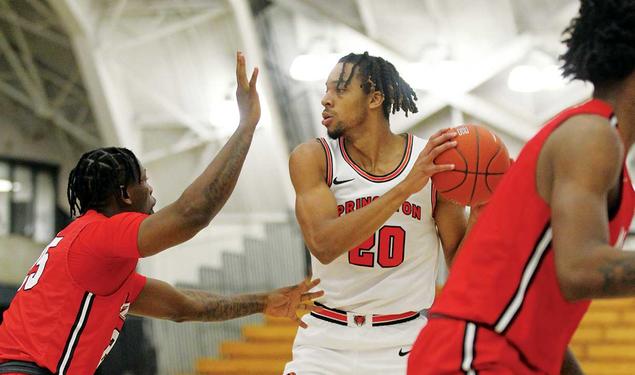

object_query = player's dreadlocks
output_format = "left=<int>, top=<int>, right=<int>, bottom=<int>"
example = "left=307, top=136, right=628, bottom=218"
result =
left=560, top=0, right=635, bottom=89
left=337, top=52, right=418, bottom=119
left=67, top=147, right=141, bottom=217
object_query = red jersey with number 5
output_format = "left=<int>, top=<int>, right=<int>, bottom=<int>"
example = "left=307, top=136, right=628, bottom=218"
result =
left=0, top=210, right=148, bottom=374
left=431, top=99, right=635, bottom=374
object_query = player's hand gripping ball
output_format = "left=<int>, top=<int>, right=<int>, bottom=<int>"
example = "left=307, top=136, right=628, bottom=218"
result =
left=431, top=124, right=511, bottom=206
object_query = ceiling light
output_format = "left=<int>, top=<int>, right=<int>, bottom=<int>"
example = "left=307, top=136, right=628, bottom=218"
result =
left=209, top=99, right=240, bottom=131
left=209, top=96, right=271, bottom=136
left=0, top=179, right=14, bottom=193
left=289, top=53, right=342, bottom=82
left=507, top=64, right=566, bottom=93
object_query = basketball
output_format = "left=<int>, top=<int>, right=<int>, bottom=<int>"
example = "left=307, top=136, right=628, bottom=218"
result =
left=431, top=124, right=511, bottom=206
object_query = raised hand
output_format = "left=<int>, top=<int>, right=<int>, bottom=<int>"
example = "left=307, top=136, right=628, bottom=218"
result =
left=264, top=278, right=324, bottom=329
left=402, top=128, right=457, bottom=194
left=235, top=51, right=261, bottom=128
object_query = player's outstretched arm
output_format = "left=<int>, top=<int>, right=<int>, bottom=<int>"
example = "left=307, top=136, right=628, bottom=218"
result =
left=130, top=278, right=323, bottom=328
left=136, top=52, right=260, bottom=257
left=546, top=116, right=635, bottom=300
left=290, top=129, right=456, bottom=264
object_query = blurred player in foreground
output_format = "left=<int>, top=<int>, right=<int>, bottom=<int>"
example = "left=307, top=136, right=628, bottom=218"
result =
left=408, top=1, right=635, bottom=374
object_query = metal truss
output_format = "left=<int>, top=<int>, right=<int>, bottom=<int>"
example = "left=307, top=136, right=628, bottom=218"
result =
left=0, top=0, right=100, bottom=147
left=272, top=0, right=580, bottom=143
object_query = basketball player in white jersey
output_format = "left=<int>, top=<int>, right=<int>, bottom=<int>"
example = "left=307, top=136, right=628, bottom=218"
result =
left=284, top=52, right=477, bottom=374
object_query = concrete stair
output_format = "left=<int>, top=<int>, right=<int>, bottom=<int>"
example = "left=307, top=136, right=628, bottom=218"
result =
left=571, top=298, right=635, bottom=374
left=195, top=316, right=298, bottom=375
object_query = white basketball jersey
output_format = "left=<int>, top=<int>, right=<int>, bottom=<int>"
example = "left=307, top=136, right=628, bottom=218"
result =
left=311, top=134, right=441, bottom=314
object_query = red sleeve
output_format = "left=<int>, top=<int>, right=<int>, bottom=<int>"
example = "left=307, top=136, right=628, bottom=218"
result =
left=77, top=212, right=148, bottom=259
left=130, top=272, right=147, bottom=302
left=68, top=212, right=148, bottom=295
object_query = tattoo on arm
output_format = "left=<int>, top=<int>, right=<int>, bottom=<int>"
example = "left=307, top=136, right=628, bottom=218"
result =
left=599, top=256, right=635, bottom=296
left=181, top=289, right=265, bottom=322
left=202, top=129, right=255, bottom=217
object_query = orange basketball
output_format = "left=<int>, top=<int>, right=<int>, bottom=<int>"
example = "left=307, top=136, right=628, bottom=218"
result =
left=431, top=124, right=511, bottom=206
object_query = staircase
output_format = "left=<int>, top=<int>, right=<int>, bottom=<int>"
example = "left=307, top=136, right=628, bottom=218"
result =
left=196, top=316, right=297, bottom=375
left=150, top=221, right=307, bottom=375
left=192, top=297, right=635, bottom=375
left=571, top=298, right=635, bottom=375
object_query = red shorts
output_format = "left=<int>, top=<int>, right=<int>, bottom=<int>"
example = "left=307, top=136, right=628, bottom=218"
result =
left=407, top=317, right=544, bottom=375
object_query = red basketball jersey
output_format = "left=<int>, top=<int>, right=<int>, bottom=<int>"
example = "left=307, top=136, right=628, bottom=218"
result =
left=432, top=99, right=635, bottom=374
left=0, top=210, right=148, bottom=374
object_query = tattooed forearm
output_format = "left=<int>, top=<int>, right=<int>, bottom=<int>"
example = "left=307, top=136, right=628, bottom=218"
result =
left=181, top=289, right=266, bottom=322
left=181, top=125, right=256, bottom=222
left=203, top=128, right=255, bottom=216
left=598, top=256, right=635, bottom=296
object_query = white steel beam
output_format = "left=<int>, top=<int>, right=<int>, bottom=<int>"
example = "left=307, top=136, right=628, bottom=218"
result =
left=355, top=0, right=378, bottom=39
left=50, top=111, right=101, bottom=147
left=26, top=0, right=60, bottom=26
left=0, top=79, right=100, bottom=146
left=118, top=65, right=214, bottom=140
left=106, top=9, right=227, bottom=53
left=458, top=35, right=533, bottom=93
left=50, top=71, right=79, bottom=110
left=229, top=0, right=295, bottom=208
left=143, top=134, right=210, bottom=164
left=0, top=29, right=45, bottom=113
left=49, top=0, right=130, bottom=147
left=122, top=0, right=222, bottom=16
left=0, top=1, right=48, bottom=112
left=275, top=0, right=363, bottom=33
left=47, top=0, right=94, bottom=37
left=391, top=95, right=447, bottom=133
left=72, top=106, right=89, bottom=125
left=274, top=0, right=405, bottom=58
left=444, top=93, right=535, bottom=140
left=39, top=68, right=85, bottom=102
left=98, top=0, right=128, bottom=40
left=0, top=80, right=31, bottom=107
left=0, top=11, right=70, bottom=47
left=274, top=0, right=535, bottom=141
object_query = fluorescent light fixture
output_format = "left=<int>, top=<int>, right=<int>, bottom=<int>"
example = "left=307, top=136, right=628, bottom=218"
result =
left=402, top=61, right=468, bottom=93
left=209, top=97, right=271, bottom=136
left=209, top=99, right=240, bottom=130
left=541, top=65, right=568, bottom=91
left=507, top=64, right=566, bottom=93
left=289, top=53, right=342, bottom=81
left=0, top=179, right=13, bottom=193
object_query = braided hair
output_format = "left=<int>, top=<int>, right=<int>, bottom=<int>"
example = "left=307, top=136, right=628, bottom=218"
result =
left=337, top=52, right=418, bottom=119
left=67, top=147, right=141, bottom=217
left=560, top=0, right=635, bottom=88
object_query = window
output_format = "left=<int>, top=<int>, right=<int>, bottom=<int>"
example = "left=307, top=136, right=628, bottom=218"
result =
left=0, top=158, right=58, bottom=243
left=0, top=163, right=9, bottom=236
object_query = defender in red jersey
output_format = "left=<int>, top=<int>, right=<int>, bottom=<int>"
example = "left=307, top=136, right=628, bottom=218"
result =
left=0, top=53, right=323, bottom=375
left=408, top=1, right=635, bottom=374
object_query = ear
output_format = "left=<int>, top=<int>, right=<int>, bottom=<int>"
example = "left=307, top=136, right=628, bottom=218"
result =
left=119, top=185, right=133, bottom=205
left=369, top=90, right=384, bottom=110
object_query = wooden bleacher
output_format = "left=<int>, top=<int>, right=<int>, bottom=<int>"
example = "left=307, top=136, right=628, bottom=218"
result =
left=571, top=298, right=635, bottom=375
left=192, top=298, right=635, bottom=374
left=196, top=316, right=296, bottom=375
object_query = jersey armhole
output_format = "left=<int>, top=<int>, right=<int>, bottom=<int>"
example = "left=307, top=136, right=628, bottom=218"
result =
left=317, top=137, right=333, bottom=187
left=431, top=182, right=438, bottom=217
